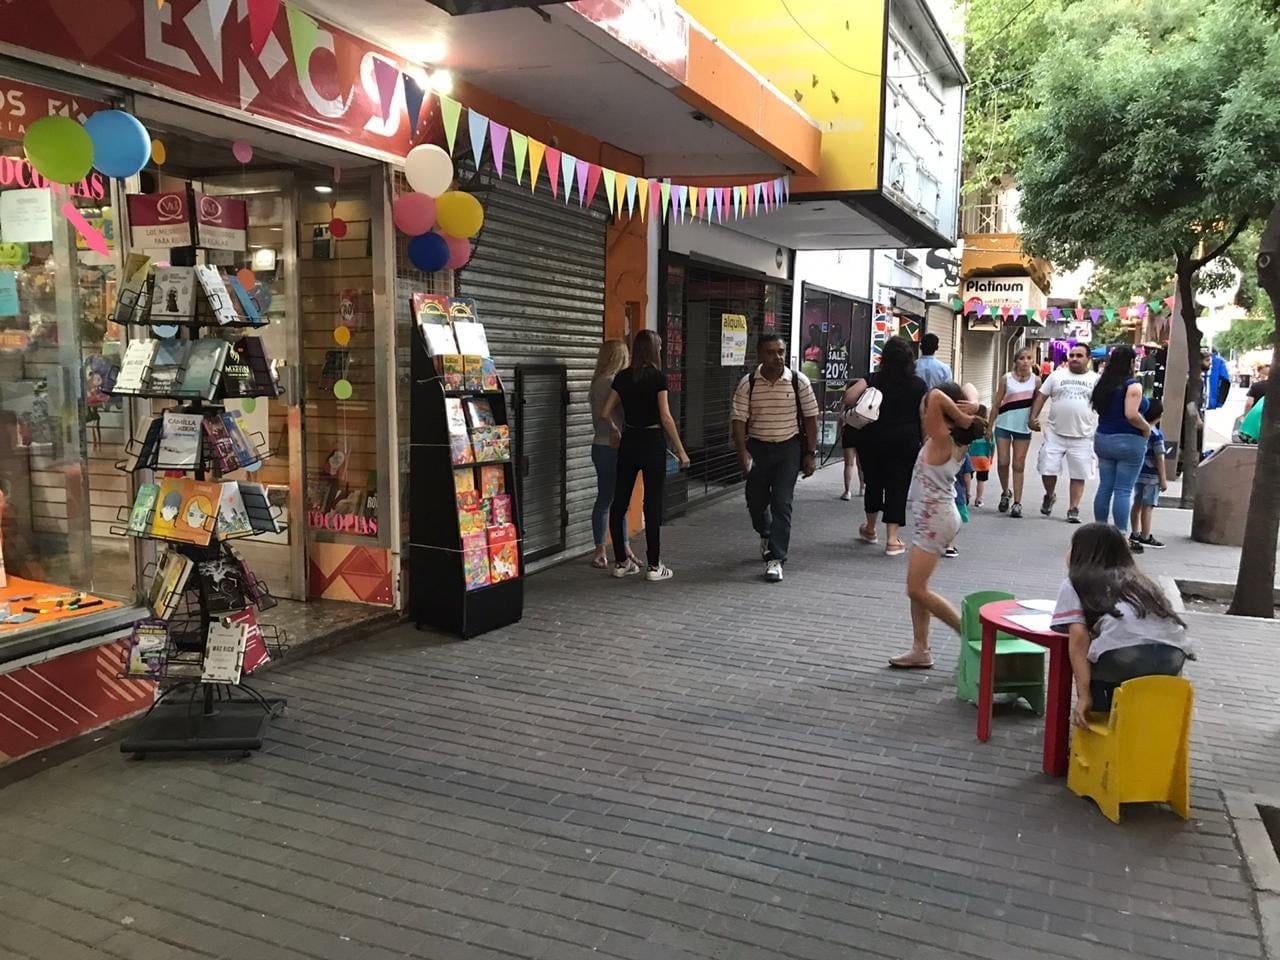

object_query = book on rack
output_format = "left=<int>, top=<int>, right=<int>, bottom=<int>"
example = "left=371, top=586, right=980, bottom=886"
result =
left=155, top=410, right=203, bottom=470
left=203, top=415, right=240, bottom=474
left=226, top=274, right=262, bottom=324
left=441, top=354, right=465, bottom=390
left=127, top=482, right=160, bottom=535
left=444, top=397, right=474, bottom=465
left=216, top=482, right=254, bottom=539
left=457, top=491, right=485, bottom=536
left=125, top=416, right=164, bottom=472
left=480, top=357, right=500, bottom=392
left=223, top=410, right=259, bottom=467
left=113, top=254, right=152, bottom=325
left=470, top=424, right=510, bottom=463
left=147, top=548, right=194, bottom=620
left=479, top=465, right=505, bottom=498
left=124, top=619, right=170, bottom=679
left=232, top=608, right=271, bottom=675
left=238, top=481, right=282, bottom=534
left=147, top=337, right=189, bottom=394
left=175, top=338, right=231, bottom=400
left=202, top=616, right=247, bottom=684
left=413, top=292, right=459, bottom=357
left=463, top=397, right=496, bottom=429
left=195, top=265, right=240, bottom=326
left=454, top=467, right=476, bottom=494
left=221, top=336, right=276, bottom=397
left=227, top=545, right=271, bottom=606
left=462, top=356, right=484, bottom=392
left=151, top=266, right=197, bottom=321
left=462, top=532, right=491, bottom=590
left=449, top=297, right=490, bottom=356
left=151, top=478, right=221, bottom=545
left=490, top=493, right=513, bottom=526
left=488, top=524, right=519, bottom=582
left=113, top=339, right=157, bottom=394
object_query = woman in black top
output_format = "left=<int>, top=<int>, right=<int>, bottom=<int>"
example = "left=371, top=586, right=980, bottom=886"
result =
left=600, top=330, right=690, bottom=581
left=843, top=336, right=928, bottom=556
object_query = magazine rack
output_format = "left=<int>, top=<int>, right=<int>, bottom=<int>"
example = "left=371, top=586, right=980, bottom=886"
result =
left=408, top=324, right=524, bottom=639
left=109, top=267, right=289, bottom=757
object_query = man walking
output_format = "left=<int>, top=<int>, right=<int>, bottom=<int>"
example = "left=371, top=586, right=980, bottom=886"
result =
left=1029, top=344, right=1099, bottom=523
left=915, top=333, right=953, bottom=390
left=731, top=334, right=820, bottom=583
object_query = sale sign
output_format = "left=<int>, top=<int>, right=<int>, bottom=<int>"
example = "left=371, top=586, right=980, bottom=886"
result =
left=126, top=192, right=193, bottom=248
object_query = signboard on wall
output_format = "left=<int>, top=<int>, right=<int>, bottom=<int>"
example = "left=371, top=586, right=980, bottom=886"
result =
left=127, top=192, right=194, bottom=248
left=194, top=193, right=247, bottom=251
left=961, top=276, right=1046, bottom=314
left=720, top=313, right=747, bottom=366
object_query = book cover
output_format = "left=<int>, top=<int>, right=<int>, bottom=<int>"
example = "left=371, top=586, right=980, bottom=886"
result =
left=454, top=468, right=477, bottom=494
left=221, top=410, right=259, bottom=467
left=156, top=411, right=203, bottom=470
left=470, top=425, right=510, bottom=463
left=113, top=253, right=152, bottom=325
left=203, top=415, right=239, bottom=473
left=147, top=549, right=193, bottom=620
left=216, top=482, right=254, bottom=539
left=124, top=619, right=170, bottom=679
left=176, top=338, right=231, bottom=400
left=480, top=357, right=500, bottom=392
left=113, top=339, right=157, bottom=394
left=238, top=481, right=281, bottom=534
left=220, top=342, right=256, bottom=397
left=448, top=296, right=479, bottom=323
left=490, top=493, right=514, bottom=526
left=462, top=355, right=484, bottom=392
left=413, top=292, right=459, bottom=356
left=201, top=617, right=247, bottom=684
left=461, top=532, right=491, bottom=590
left=175, top=480, right=222, bottom=545
left=444, top=397, right=473, bottom=464
left=147, top=337, right=189, bottom=395
left=128, top=416, right=165, bottom=472
left=479, top=465, right=505, bottom=498
left=231, top=608, right=271, bottom=675
left=237, top=337, right=277, bottom=395
left=151, top=266, right=197, bottom=321
left=307, top=475, right=338, bottom=512
left=127, top=482, right=160, bottom=535
left=442, top=354, right=465, bottom=390
left=229, top=547, right=271, bottom=606
left=488, top=523, right=520, bottom=582
left=464, top=397, right=496, bottom=429
left=226, top=274, right=262, bottom=325
left=195, top=264, right=240, bottom=326
left=196, top=555, right=249, bottom=614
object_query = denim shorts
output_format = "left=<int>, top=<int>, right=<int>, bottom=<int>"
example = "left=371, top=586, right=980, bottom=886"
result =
left=994, top=426, right=1031, bottom=442
left=1133, top=480, right=1160, bottom=506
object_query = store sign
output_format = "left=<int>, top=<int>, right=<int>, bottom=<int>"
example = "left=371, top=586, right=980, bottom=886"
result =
left=0, top=77, right=107, bottom=140
left=3, top=1, right=422, bottom=157
left=961, top=276, right=1046, bottom=315
left=127, top=192, right=194, bottom=248
left=194, top=193, right=247, bottom=251
left=720, top=313, right=747, bottom=366
left=570, top=0, right=690, bottom=82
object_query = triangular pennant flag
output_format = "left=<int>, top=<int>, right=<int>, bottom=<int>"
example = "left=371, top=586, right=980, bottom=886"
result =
left=1104, top=307, right=1116, bottom=321
left=999, top=305, right=1010, bottom=318
left=675, top=185, right=688, bottom=222
left=720, top=188, right=730, bottom=222
left=615, top=171, right=628, bottom=218
left=774, top=179, right=783, bottom=205
left=511, top=131, right=528, bottom=185
left=602, top=167, right=616, bottom=214
left=1138, top=302, right=1149, bottom=318
left=784, top=176, right=791, bottom=201
left=401, top=71, right=427, bottom=139
left=732, top=186, right=741, bottom=219
left=527, top=139, right=546, bottom=193
left=649, top=180, right=660, bottom=222
left=333, top=38, right=363, bottom=102
left=545, top=147, right=562, bottom=198
left=707, top=187, right=717, bottom=222
left=638, top=178, right=649, bottom=222
left=468, top=110, right=489, bottom=172
left=625, top=176, right=638, bottom=217
left=1089, top=308, right=1101, bottom=323
left=690, top=187, right=701, bottom=220
left=585, top=164, right=602, bottom=208
left=490, top=122, right=509, bottom=177
left=439, top=96, right=462, bottom=155
left=661, top=182, right=671, bottom=223
left=286, top=6, right=320, bottom=91
left=950, top=297, right=962, bottom=311
left=1164, top=296, right=1175, bottom=311
left=558, top=152, right=575, bottom=203
left=575, top=160, right=589, bottom=206
left=977, top=304, right=988, bottom=317
left=754, top=182, right=764, bottom=211
left=1074, top=307, right=1086, bottom=321
left=1050, top=307, right=1061, bottom=320
left=371, top=57, right=399, bottom=123
left=248, top=0, right=281, bottom=57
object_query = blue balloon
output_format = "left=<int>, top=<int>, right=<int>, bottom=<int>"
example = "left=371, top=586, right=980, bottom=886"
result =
left=84, top=110, right=150, bottom=179
left=408, top=232, right=450, bottom=273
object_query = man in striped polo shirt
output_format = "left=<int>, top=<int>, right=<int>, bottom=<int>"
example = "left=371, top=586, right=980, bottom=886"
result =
left=730, top=334, right=820, bottom=583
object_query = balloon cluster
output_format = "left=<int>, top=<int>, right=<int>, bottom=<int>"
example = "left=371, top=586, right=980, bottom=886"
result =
left=396, top=144, right=483, bottom=273
left=23, top=110, right=153, bottom=184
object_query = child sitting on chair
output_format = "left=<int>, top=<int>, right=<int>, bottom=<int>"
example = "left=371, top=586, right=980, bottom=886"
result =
left=1051, top=523, right=1195, bottom=728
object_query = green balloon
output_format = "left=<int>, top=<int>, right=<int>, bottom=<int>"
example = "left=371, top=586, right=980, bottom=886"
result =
left=333, top=379, right=353, bottom=400
left=24, top=116, right=94, bottom=185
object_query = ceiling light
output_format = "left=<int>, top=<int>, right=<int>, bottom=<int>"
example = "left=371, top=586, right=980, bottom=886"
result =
left=252, top=248, right=277, bottom=271
left=314, top=185, right=333, bottom=194
left=430, top=69, right=454, bottom=95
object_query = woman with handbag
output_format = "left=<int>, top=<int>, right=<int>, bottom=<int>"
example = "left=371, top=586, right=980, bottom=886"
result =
left=843, top=336, right=928, bottom=557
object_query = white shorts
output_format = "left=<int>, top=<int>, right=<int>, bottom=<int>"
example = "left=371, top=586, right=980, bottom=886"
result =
left=1037, top=432, right=1095, bottom=480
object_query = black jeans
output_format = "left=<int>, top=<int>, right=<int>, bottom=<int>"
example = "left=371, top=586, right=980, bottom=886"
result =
left=1091, top=643, right=1188, bottom=711
left=745, top=437, right=803, bottom=563
left=858, top=432, right=921, bottom=527
left=610, top=429, right=666, bottom=566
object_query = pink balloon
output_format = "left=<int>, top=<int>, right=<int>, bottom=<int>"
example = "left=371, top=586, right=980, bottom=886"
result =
left=444, top=234, right=472, bottom=270
left=329, top=217, right=348, bottom=239
left=392, top=192, right=436, bottom=236
left=232, top=139, right=253, bottom=164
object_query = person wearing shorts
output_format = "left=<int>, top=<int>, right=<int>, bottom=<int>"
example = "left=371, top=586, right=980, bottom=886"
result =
left=989, top=348, right=1039, bottom=518
left=1030, top=344, right=1100, bottom=523
left=1129, top=399, right=1167, bottom=549
left=840, top=425, right=863, bottom=501
left=967, top=435, right=993, bottom=507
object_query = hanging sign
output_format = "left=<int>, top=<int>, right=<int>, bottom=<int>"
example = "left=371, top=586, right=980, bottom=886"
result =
left=720, top=313, right=748, bottom=367
left=0, top=188, right=54, bottom=242
left=194, top=193, right=248, bottom=251
left=127, top=192, right=194, bottom=248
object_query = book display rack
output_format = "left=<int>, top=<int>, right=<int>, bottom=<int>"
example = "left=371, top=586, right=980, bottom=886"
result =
left=108, top=256, right=289, bottom=757
left=409, top=295, right=524, bottom=639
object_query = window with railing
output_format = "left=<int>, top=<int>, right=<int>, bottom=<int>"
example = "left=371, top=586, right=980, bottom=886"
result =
left=960, top=202, right=1021, bottom=236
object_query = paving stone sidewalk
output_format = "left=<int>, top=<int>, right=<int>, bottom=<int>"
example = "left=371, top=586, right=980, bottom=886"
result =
left=1, top=457, right=1278, bottom=960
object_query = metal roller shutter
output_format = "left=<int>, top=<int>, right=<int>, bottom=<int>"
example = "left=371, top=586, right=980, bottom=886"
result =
left=458, top=171, right=607, bottom=566
left=960, top=328, right=997, bottom=407
left=926, top=303, right=957, bottom=372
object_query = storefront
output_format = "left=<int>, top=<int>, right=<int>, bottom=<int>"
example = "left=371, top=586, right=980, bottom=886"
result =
left=798, top=284, right=873, bottom=453
left=958, top=275, right=1047, bottom=405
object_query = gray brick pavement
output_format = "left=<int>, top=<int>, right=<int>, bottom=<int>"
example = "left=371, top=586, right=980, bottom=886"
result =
left=1, top=453, right=1278, bottom=960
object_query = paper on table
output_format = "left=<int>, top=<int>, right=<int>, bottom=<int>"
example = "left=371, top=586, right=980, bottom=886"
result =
left=1017, top=599, right=1056, bottom=612
left=1006, top=613, right=1053, bottom=633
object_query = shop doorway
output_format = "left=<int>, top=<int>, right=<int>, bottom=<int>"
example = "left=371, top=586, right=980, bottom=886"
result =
left=514, top=364, right=569, bottom=562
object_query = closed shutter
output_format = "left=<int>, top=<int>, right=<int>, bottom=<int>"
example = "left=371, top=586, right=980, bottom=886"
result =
left=458, top=171, right=607, bottom=566
left=926, top=303, right=957, bottom=372
left=960, top=328, right=997, bottom=407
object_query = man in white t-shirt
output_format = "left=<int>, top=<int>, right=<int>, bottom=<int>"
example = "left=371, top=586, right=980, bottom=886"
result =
left=1029, top=345, right=1099, bottom=523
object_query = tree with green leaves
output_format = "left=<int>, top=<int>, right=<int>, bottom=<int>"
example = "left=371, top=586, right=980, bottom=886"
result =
left=1016, top=0, right=1280, bottom=498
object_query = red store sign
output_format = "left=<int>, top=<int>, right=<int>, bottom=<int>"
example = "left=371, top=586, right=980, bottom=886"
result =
left=127, top=190, right=248, bottom=250
left=1, top=0, right=423, bottom=157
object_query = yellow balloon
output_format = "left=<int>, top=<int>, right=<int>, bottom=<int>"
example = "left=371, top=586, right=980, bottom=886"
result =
left=334, top=325, right=351, bottom=346
left=151, top=138, right=167, bottom=166
left=435, top=191, right=484, bottom=239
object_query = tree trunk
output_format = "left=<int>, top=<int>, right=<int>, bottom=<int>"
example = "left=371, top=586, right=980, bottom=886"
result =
left=1176, top=258, right=1205, bottom=507
left=1229, top=203, right=1280, bottom=619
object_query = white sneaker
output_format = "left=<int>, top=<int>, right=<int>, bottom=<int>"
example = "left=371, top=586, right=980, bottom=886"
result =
left=765, top=559, right=783, bottom=582
left=612, top=559, right=641, bottom=579
left=839, top=491, right=851, bottom=501
left=645, top=563, right=674, bottom=582
left=760, top=538, right=771, bottom=559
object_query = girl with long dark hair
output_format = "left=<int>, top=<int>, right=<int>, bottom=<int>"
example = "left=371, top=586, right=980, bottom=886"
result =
left=843, top=336, right=928, bottom=556
left=1090, top=345, right=1150, bottom=547
left=1051, top=524, right=1193, bottom=726
left=600, top=329, right=690, bottom=581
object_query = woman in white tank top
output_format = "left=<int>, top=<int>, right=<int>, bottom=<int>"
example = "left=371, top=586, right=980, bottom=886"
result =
left=989, top=348, right=1040, bottom=518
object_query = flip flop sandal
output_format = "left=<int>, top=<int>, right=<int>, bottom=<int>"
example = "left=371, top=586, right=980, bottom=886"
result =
left=858, top=525, right=879, bottom=544
left=590, top=556, right=608, bottom=569
left=885, top=542, right=907, bottom=557
left=888, top=654, right=934, bottom=670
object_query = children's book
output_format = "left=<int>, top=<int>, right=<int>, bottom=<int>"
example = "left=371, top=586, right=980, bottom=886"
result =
left=175, top=338, right=230, bottom=400
left=156, top=411, right=203, bottom=470
left=480, top=357, right=500, bottom=392
left=462, top=532, right=491, bottom=590
left=490, top=493, right=514, bottom=526
left=413, top=292, right=459, bottom=356
left=113, top=254, right=152, bottom=325
left=488, top=524, right=519, bottom=582
left=216, top=482, right=254, bottom=539
left=470, top=424, right=510, bottom=463
left=195, top=265, right=240, bottom=326
left=127, top=482, right=160, bottom=535
left=147, top=549, right=193, bottom=620
left=124, top=619, right=170, bottom=679
left=464, top=397, right=496, bottom=429
left=479, top=465, right=505, bottom=498
left=147, top=337, right=189, bottom=394
left=113, top=339, right=157, bottom=394
left=442, top=355, right=465, bottom=390
left=201, top=617, right=247, bottom=684
left=151, top=478, right=220, bottom=545
left=151, top=266, right=197, bottom=321
left=462, top=356, right=484, bottom=393
left=454, top=467, right=476, bottom=494
left=445, top=397, right=474, bottom=465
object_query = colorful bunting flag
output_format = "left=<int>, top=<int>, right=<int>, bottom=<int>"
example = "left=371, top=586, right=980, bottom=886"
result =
left=615, top=171, right=629, bottom=219
left=468, top=110, right=489, bottom=173
left=602, top=167, right=617, bottom=214
left=585, top=164, right=602, bottom=208
left=1104, top=307, right=1116, bottom=321
left=490, top=122, right=509, bottom=177
left=248, top=0, right=281, bottom=57
left=371, top=58, right=400, bottom=123
left=286, top=6, right=320, bottom=91
left=638, top=178, right=649, bottom=222
left=557, top=151, right=574, bottom=203
left=624, top=176, right=637, bottom=217
left=511, top=131, right=528, bottom=185
left=1089, top=308, right=1101, bottom=323
left=649, top=180, right=660, bottom=222
left=439, top=96, right=462, bottom=155
left=401, top=71, right=427, bottom=139
left=527, top=139, right=546, bottom=193
left=575, top=159, right=589, bottom=206
left=661, top=182, right=671, bottom=223
left=675, top=185, right=688, bottom=223
left=1050, top=307, right=1061, bottom=321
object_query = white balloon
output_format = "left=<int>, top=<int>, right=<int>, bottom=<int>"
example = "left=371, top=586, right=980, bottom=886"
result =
left=405, top=144, right=454, bottom=198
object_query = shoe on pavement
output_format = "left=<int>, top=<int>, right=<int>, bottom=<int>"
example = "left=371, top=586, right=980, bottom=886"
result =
left=1140, top=534, right=1166, bottom=549
left=760, top=538, right=771, bottom=560
left=998, top=493, right=1011, bottom=513
left=943, top=546, right=960, bottom=559
left=1066, top=507, right=1081, bottom=524
left=765, top=559, right=783, bottom=582
left=1129, top=531, right=1142, bottom=545
left=973, top=499, right=983, bottom=508
left=839, top=491, right=852, bottom=501
left=1129, top=539, right=1145, bottom=555
left=1040, top=493, right=1056, bottom=516
left=612, top=559, right=642, bottom=578
left=1010, top=502, right=1023, bottom=518
left=646, top=563, right=675, bottom=581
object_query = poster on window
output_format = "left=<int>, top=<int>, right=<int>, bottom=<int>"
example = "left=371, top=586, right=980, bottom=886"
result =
left=1064, top=320, right=1093, bottom=343
left=721, top=313, right=747, bottom=366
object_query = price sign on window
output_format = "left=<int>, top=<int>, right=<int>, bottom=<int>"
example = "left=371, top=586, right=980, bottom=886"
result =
left=720, top=313, right=747, bottom=366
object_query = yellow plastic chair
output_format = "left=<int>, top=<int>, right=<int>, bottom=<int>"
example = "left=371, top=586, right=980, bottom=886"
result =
left=1068, top=675, right=1193, bottom=823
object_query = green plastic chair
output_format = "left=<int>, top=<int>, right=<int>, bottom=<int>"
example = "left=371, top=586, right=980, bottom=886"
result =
left=956, top=590, right=1047, bottom=715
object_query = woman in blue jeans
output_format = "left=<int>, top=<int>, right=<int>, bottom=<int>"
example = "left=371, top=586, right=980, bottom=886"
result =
left=588, top=340, right=637, bottom=568
left=1091, top=345, right=1151, bottom=549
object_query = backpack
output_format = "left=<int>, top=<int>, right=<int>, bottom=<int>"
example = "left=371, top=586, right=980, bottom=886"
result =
left=842, top=378, right=883, bottom=430
left=746, top=368, right=807, bottom=437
